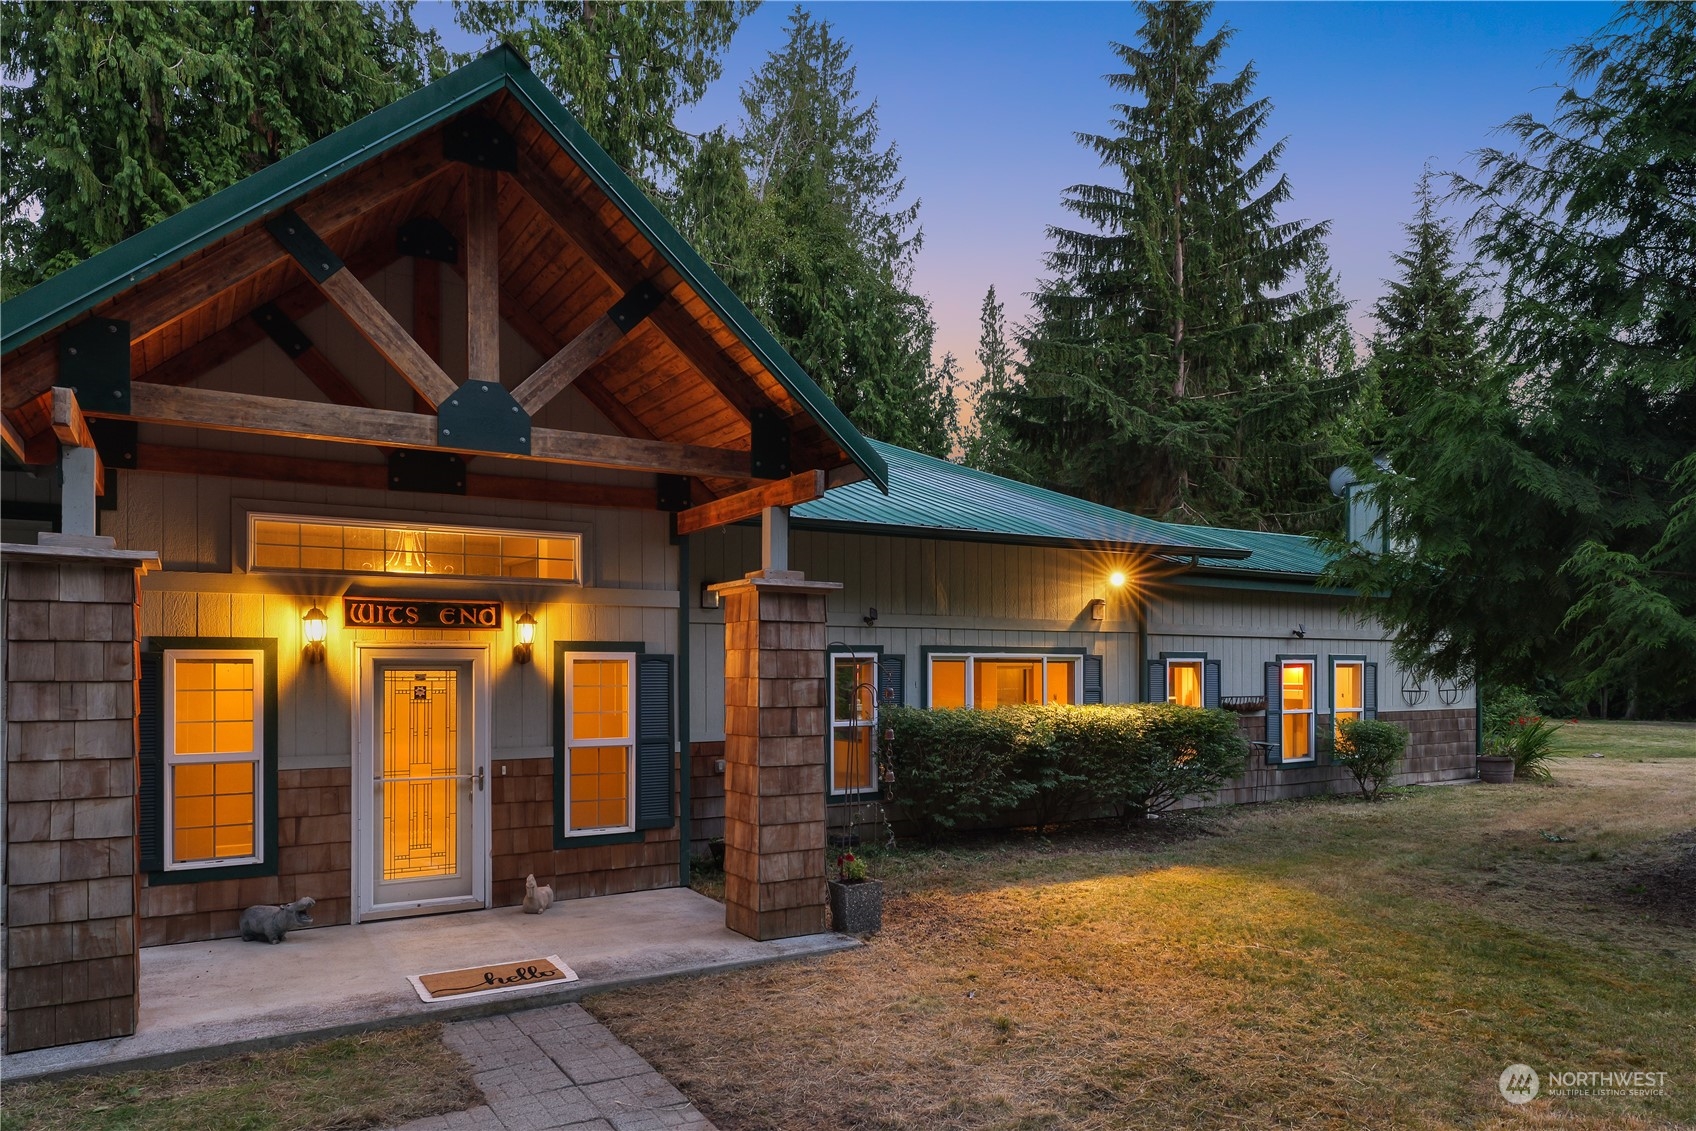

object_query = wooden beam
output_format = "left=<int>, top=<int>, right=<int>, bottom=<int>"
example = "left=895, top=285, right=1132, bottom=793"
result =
left=1, top=140, right=449, bottom=409
left=314, top=266, right=459, bottom=408
left=50, top=387, right=98, bottom=450
left=411, top=257, right=441, bottom=414
left=509, top=310, right=626, bottom=416
left=1, top=412, right=27, bottom=463
left=508, top=156, right=777, bottom=425
left=251, top=305, right=373, bottom=409
left=137, top=244, right=403, bottom=388
left=465, top=167, right=501, bottom=384
left=674, top=469, right=825, bottom=535
left=136, top=443, right=657, bottom=510
left=116, top=383, right=755, bottom=481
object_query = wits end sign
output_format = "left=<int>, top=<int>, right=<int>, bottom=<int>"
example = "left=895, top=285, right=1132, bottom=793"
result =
left=344, top=597, right=503, bottom=629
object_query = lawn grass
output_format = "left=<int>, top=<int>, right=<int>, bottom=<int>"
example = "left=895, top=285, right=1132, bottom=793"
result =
left=1549, top=719, right=1696, bottom=760
left=595, top=732, right=1696, bottom=1130
left=0, top=1024, right=480, bottom=1131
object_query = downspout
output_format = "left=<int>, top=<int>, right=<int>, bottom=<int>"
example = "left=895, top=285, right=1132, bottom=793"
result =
left=1136, top=587, right=1151, bottom=702
left=673, top=528, right=692, bottom=887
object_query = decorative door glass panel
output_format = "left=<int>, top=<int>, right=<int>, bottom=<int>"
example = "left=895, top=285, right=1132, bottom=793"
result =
left=382, top=669, right=460, bottom=880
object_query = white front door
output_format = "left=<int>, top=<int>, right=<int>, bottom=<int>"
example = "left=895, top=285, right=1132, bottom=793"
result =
left=356, top=647, right=489, bottom=919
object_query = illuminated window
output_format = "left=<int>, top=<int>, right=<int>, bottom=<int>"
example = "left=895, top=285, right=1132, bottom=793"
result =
left=1332, top=660, right=1365, bottom=740
left=1167, top=660, right=1204, bottom=708
left=165, top=651, right=264, bottom=869
left=248, top=514, right=580, bottom=583
left=1281, top=660, right=1316, bottom=762
left=563, top=654, right=634, bottom=834
left=927, top=653, right=1078, bottom=708
left=831, top=654, right=878, bottom=794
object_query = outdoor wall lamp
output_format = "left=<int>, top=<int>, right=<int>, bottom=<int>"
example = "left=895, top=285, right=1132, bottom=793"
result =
left=700, top=580, right=721, bottom=610
left=514, top=612, right=537, bottom=665
left=1088, top=598, right=1107, bottom=621
left=863, top=606, right=878, bottom=627
left=1109, top=570, right=1128, bottom=588
left=301, top=605, right=329, bottom=665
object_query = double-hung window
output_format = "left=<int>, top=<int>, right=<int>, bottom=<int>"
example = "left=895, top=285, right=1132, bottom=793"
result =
left=1167, top=660, right=1204, bottom=708
left=927, top=653, right=1079, bottom=708
left=561, top=653, right=636, bottom=835
left=1280, top=660, right=1316, bottom=762
left=831, top=653, right=878, bottom=794
left=1332, top=659, right=1365, bottom=740
left=141, top=639, right=278, bottom=880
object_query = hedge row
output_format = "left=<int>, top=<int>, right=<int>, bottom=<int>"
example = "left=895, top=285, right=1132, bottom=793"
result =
left=880, top=703, right=1248, bottom=839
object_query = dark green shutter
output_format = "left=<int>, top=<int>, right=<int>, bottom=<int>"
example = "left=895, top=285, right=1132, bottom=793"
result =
left=1082, top=655, right=1103, bottom=704
left=138, top=651, right=164, bottom=872
left=878, top=654, right=905, bottom=707
left=1146, top=659, right=1166, bottom=704
left=1364, top=663, right=1379, bottom=720
left=634, top=653, right=675, bottom=830
left=1204, top=660, right=1221, bottom=709
left=1263, top=662, right=1283, bottom=766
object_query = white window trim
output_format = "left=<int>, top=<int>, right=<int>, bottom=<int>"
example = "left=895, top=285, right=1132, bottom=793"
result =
left=1331, top=658, right=1366, bottom=737
left=829, top=652, right=879, bottom=795
left=927, top=651, right=1081, bottom=708
left=560, top=651, right=637, bottom=837
left=162, top=648, right=266, bottom=871
left=244, top=511, right=584, bottom=585
left=1280, top=659, right=1317, bottom=764
left=1165, top=658, right=1205, bottom=708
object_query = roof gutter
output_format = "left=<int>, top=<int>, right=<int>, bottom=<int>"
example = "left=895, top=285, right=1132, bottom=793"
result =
left=785, top=516, right=1253, bottom=560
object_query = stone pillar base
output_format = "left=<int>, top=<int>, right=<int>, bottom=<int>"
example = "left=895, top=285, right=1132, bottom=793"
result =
left=713, top=572, right=840, bottom=941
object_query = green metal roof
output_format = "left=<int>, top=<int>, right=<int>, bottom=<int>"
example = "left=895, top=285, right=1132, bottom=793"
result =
left=0, top=46, right=888, bottom=492
left=791, top=440, right=1337, bottom=577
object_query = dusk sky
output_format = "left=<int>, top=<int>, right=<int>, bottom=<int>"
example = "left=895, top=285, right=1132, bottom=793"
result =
left=425, top=1, right=1617, bottom=378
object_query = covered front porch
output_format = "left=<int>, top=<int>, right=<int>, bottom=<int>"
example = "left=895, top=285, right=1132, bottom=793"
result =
left=0, top=887, right=857, bottom=1082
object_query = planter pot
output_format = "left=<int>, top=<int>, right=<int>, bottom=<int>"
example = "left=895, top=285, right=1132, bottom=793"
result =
left=828, top=878, right=883, bottom=935
left=1478, top=754, right=1517, bottom=784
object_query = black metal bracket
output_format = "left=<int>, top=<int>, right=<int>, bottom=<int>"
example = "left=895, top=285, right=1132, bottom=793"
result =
left=444, top=114, right=517, bottom=171
left=437, top=381, right=531, bottom=456
left=607, top=281, right=665, bottom=333
left=89, top=419, right=138, bottom=469
left=388, top=449, right=467, bottom=494
left=397, top=217, right=459, bottom=264
left=265, top=211, right=343, bottom=282
left=749, top=408, right=790, bottom=480
left=656, top=475, right=692, bottom=513
left=59, top=318, right=131, bottom=415
left=251, top=304, right=313, bottom=358
left=99, top=466, right=119, bottom=512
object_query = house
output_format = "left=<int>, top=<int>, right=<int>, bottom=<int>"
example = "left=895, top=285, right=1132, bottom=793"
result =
left=0, top=48, right=1474, bottom=1053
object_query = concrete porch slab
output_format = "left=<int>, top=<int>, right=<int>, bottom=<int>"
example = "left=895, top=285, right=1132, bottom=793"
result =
left=3, top=888, right=857, bottom=1082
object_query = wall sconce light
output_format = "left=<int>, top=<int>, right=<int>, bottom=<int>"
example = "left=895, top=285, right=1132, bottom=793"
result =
left=514, top=612, right=536, bottom=665
left=863, top=606, right=878, bottom=627
left=1088, top=598, right=1107, bottom=621
left=1293, top=623, right=1307, bottom=639
left=302, top=605, right=328, bottom=664
left=1109, top=570, right=1128, bottom=589
left=700, top=581, right=721, bottom=610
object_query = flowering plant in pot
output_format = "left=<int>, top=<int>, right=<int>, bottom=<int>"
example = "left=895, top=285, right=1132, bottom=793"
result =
left=828, top=851, right=882, bottom=935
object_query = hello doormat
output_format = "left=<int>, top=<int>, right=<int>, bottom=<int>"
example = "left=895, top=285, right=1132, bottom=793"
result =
left=408, top=955, right=578, bottom=1003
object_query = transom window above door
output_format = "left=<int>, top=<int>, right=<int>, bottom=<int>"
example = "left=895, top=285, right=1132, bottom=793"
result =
left=247, top=513, right=580, bottom=582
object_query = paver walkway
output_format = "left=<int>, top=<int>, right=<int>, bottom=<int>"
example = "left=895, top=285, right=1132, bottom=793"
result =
left=390, top=1003, right=717, bottom=1131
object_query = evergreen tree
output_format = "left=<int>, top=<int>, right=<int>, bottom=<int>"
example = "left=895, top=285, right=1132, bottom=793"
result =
left=1, top=1, right=440, bottom=294
left=1462, top=2, right=1695, bottom=714
left=452, top=1, right=753, bottom=193
left=672, top=7, right=956, bottom=456
left=1003, top=0, right=1332, bottom=526
left=961, top=285, right=1022, bottom=475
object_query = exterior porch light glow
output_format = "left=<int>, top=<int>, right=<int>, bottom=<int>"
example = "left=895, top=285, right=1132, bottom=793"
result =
left=302, top=605, right=329, bottom=664
left=1109, top=570, right=1128, bottom=588
left=514, top=612, right=537, bottom=665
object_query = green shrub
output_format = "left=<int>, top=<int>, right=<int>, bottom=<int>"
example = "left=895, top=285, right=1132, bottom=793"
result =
left=1334, top=718, right=1408, bottom=800
left=1482, top=686, right=1540, bottom=741
left=1115, top=704, right=1248, bottom=818
left=882, top=703, right=1248, bottom=835
left=881, top=706, right=1038, bottom=840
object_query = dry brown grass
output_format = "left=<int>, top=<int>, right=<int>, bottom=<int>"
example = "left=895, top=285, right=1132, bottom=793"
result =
left=598, top=752, right=1695, bottom=1131
left=0, top=1024, right=481, bottom=1131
